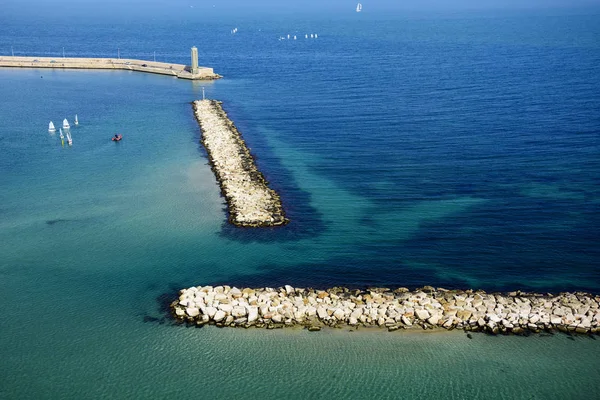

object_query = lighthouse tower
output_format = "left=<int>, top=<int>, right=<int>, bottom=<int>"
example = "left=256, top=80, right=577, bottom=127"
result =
left=191, top=46, right=199, bottom=75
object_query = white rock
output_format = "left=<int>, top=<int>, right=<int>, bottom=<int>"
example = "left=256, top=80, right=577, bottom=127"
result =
left=205, top=306, right=217, bottom=318
left=186, top=307, right=200, bottom=317
left=272, top=314, right=282, bottom=323
left=333, top=308, right=346, bottom=320
left=529, top=314, right=540, bottom=324
left=247, top=307, right=259, bottom=323
left=232, top=306, right=247, bottom=317
left=218, top=304, right=233, bottom=314
left=487, top=314, right=502, bottom=323
left=317, top=306, right=328, bottom=319
left=214, top=310, right=226, bottom=322
left=415, top=309, right=430, bottom=320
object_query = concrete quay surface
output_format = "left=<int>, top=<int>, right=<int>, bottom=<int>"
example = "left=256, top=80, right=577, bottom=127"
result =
left=172, top=285, right=600, bottom=335
left=0, top=56, right=220, bottom=80
left=193, top=100, right=289, bottom=227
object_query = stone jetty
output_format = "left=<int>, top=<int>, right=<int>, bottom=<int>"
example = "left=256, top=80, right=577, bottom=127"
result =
left=192, top=100, right=288, bottom=227
left=171, top=285, right=600, bottom=335
left=0, top=56, right=220, bottom=80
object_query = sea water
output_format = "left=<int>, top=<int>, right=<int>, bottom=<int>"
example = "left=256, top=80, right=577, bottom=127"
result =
left=1, top=6, right=600, bottom=399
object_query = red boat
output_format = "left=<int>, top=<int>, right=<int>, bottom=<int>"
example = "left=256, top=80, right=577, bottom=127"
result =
left=112, top=134, right=123, bottom=142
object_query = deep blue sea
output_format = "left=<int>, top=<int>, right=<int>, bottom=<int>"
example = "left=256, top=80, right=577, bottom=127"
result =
left=1, top=6, right=600, bottom=399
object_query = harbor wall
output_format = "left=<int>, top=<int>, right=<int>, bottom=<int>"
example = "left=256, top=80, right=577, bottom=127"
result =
left=172, top=285, right=600, bottom=334
left=0, top=56, right=220, bottom=80
left=192, top=99, right=289, bottom=227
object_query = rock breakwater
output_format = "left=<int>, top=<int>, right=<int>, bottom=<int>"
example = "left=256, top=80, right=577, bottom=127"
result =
left=172, top=285, right=600, bottom=334
left=192, top=100, right=288, bottom=227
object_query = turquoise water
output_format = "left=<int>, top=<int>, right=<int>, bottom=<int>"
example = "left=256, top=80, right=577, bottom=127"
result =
left=1, top=7, right=600, bottom=398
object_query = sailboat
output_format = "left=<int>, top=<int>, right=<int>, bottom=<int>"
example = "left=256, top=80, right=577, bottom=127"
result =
left=48, top=121, right=56, bottom=133
left=65, top=130, right=72, bottom=146
left=59, top=128, right=64, bottom=139
left=63, top=118, right=70, bottom=129
left=356, top=2, right=362, bottom=12
left=74, top=114, right=79, bottom=126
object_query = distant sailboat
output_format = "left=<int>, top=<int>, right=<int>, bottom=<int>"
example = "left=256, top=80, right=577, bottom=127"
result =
left=65, top=130, right=72, bottom=146
left=48, top=121, right=56, bottom=133
left=356, top=2, right=362, bottom=12
left=74, top=114, right=78, bottom=126
left=63, top=118, right=70, bottom=129
left=315, top=34, right=318, bottom=38
left=59, top=128, right=64, bottom=139
left=305, top=34, right=308, bottom=39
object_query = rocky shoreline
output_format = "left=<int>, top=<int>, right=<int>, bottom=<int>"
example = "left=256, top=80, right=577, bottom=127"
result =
left=171, top=285, right=600, bottom=335
left=192, top=100, right=289, bottom=227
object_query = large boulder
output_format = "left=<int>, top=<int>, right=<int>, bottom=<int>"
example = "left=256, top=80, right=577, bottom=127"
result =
left=205, top=306, right=217, bottom=318
left=218, top=304, right=233, bottom=314
left=186, top=307, right=200, bottom=318
left=317, top=306, right=328, bottom=320
left=333, top=308, right=346, bottom=320
left=214, top=310, right=226, bottom=322
left=247, top=307, right=259, bottom=323
left=415, top=309, right=430, bottom=321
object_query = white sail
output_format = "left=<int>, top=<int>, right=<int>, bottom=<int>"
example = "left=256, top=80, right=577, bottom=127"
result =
left=59, top=128, right=64, bottom=139
left=48, top=121, right=56, bottom=132
left=63, top=118, right=70, bottom=129
left=74, top=114, right=78, bottom=125
left=66, top=130, right=72, bottom=145
left=356, top=3, right=362, bottom=12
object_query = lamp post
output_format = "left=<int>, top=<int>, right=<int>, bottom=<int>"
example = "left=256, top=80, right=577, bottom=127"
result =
left=118, top=48, right=120, bottom=59
left=154, top=51, right=156, bottom=62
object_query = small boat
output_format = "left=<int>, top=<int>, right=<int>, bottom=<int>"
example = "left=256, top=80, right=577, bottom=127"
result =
left=63, top=118, right=70, bottom=129
left=65, top=130, right=72, bottom=146
left=112, top=134, right=123, bottom=142
left=356, top=2, right=362, bottom=12
left=59, top=128, right=64, bottom=139
left=48, top=121, right=56, bottom=133
left=305, top=34, right=308, bottom=39
left=74, top=114, right=79, bottom=125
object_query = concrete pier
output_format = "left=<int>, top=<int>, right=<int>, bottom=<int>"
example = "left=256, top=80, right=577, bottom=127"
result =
left=172, top=285, right=600, bottom=335
left=0, top=56, right=221, bottom=80
left=192, top=100, right=288, bottom=227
